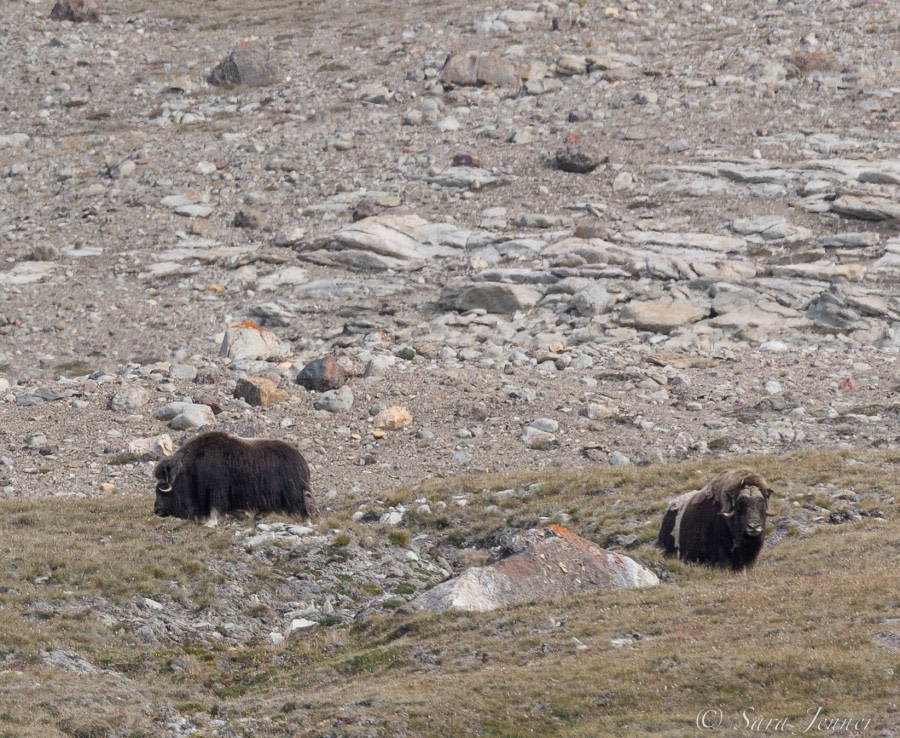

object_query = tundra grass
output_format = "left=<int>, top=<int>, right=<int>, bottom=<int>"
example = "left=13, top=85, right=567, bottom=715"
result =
left=0, top=449, right=897, bottom=736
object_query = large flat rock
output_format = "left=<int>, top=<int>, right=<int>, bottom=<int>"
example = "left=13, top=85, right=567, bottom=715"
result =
left=619, top=298, right=709, bottom=333
left=439, top=282, right=544, bottom=314
left=621, top=230, right=747, bottom=253
left=408, top=525, right=659, bottom=613
left=709, top=301, right=812, bottom=330
left=831, top=195, right=900, bottom=222
left=302, top=214, right=470, bottom=272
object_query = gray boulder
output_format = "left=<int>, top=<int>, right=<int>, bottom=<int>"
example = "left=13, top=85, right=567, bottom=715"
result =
left=50, top=0, right=98, bottom=22
left=314, top=386, right=354, bottom=413
left=440, top=283, right=544, bottom=314
left=108, top=386, right=150, bottom=411
left=441, top=52, right=520, bottom=88
left=208, top=41, right=279, bottom=87
left=570, top=284, right=615, bottom=316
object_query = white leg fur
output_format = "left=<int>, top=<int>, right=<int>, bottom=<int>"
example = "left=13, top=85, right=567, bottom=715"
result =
left=203, top=509, right=220, bottom=528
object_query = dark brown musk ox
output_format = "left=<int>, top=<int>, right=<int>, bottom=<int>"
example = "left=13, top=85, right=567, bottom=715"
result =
left=657, top=469, right=775, bottom=571
left=154, top=432, right=318, bottom=526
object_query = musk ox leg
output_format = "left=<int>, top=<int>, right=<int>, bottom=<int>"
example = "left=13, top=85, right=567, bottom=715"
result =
left=202, top=508, right=221, bottom=528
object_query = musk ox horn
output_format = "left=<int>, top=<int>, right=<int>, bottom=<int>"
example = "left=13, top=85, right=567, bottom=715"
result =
left=157, top=483, right=173, bottom=493
left=719, top=510, right=736, bottom=518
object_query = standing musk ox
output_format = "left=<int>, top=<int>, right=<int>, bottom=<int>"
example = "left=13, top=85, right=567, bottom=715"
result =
left=657, top=469, right=775, bottom=571
left=154, top=432, right=318, bottom=526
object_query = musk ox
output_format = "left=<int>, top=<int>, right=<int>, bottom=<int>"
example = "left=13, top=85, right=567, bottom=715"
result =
left=154, top=432, right=318, bottom=526
left=657, top=469, right=775, bottom=571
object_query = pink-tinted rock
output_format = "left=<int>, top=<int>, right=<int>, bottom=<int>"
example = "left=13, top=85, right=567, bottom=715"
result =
left=373, top=406, right=412, bottom=431
left=195, top=395, right=224, bottom=415
left=619, top=299, right=707, bottom=334
left=838, top=377, right=861, bottom=392
left=408, top=525, right=658, bottom=613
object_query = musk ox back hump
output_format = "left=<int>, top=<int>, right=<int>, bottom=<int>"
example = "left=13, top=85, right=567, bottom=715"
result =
left=153, top=431, right=318, bottom=522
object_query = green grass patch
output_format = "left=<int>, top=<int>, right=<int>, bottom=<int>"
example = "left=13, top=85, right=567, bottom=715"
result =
left=387, top=530, right=410, bottom=547
left=336, top=646, right=399, bottom=675
left=332, top=531, right=352, bottom=547
left=52, top=360, right=94, bottom=378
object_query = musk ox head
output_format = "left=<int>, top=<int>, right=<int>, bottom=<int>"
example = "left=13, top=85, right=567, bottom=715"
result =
left=153, top=452, right=184, bottom=517
left=714, top=470, right=774, bottom=541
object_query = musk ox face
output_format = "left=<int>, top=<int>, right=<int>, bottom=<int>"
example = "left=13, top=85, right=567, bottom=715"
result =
left=154, top=475, right=176, bottom=517
left=152, top=431, right=317, bottom=524
left=721, top=485, right=770, bottom=540
left=154, top=489, right=175, bottom=517
left=153, top=455, right=183, bottom=517
left=154, top=457, right=176, bottom=493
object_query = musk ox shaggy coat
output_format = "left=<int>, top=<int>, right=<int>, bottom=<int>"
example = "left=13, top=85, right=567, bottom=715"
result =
left=657, top=469, right=775, bottom=571
left=154, top=432, right=318, bottom=523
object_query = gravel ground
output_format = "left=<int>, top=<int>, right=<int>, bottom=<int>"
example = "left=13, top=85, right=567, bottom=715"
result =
left=1, top=0, right=898, bottom=508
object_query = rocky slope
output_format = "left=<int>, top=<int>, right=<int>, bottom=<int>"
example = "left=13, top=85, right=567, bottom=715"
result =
left=1, top=0, right=897, bottom=507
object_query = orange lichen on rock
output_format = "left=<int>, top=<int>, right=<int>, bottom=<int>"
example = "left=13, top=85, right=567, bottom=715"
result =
left=545, top=523, right=595, bottom=552
left=231, top=320, right=264, bottom=331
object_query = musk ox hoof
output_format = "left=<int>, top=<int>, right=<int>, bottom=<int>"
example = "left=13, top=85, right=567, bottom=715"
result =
left=202, top=510, right=221, bottom=528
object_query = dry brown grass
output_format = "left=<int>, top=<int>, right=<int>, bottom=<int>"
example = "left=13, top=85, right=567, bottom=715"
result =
left=0, top=450, right=897, bottom=736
